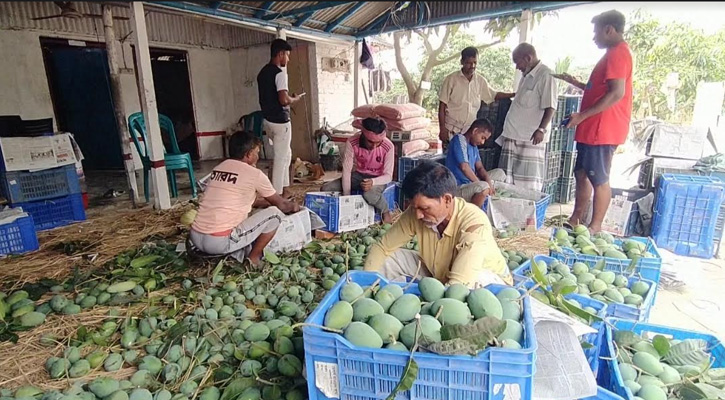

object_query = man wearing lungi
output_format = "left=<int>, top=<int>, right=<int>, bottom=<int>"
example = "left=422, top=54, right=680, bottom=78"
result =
left=497, top=43, right=557, bottom=191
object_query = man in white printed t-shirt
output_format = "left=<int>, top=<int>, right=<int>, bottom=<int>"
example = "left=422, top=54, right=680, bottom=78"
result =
left=257, top=39, right=305, bottom=197
left=496, top=43, right=558, bottom=192
left=438, top=46, right=515, bottom=145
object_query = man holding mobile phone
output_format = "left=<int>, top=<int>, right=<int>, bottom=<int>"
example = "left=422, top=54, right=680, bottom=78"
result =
left=257, top=39, right=304, bottom=197
left=552, top=10, right=633, bottom=234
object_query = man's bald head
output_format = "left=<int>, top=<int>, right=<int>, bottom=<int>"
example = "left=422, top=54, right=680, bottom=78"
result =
left=513, top=43, right=537, bottom=58
left=512, top=42, right=539, bottom=73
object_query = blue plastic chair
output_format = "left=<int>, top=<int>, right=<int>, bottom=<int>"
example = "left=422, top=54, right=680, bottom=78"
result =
left=128, top=112, right=197, bottom=202
left=240, top=111, right=266, bottom=159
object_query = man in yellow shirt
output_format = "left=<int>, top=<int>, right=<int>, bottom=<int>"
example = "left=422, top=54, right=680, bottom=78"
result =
left=364, top=161, right=512, bottom=287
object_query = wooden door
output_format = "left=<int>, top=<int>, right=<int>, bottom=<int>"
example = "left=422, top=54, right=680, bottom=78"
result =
left=287, top=42, right=315, bottom=162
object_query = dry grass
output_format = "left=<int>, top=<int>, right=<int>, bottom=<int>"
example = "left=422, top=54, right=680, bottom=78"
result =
left=496, top=230, right=551, bottom=257
left=0, top=305, right=139, bottom=390
left=0, top=204, right=193, bottom=286
left=0, top=286, right=195, bottom=390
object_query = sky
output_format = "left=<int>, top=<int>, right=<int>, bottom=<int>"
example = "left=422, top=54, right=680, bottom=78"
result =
left=375, top=2, right=725, bottom=75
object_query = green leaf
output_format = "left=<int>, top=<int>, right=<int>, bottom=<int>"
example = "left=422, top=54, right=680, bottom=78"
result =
left=264, top=250, right=280, bottom=265
left=705, top=369, right=725, bottom=389
left=530, top=257, right=548, bottom=287
left=580, top=341, right=594, bottom=349
left=211, top=259, right=224, bottom=278
left=386, top=358, right=418, bottom=400
left=560, top=298, right=602, bottom=323
left=679, top=382, right=725, bottom=400
left=220, top=378, right=257, bottom=400
left=626, top=255, right=639, bottom=274
left=652, top=335, right=671, bottom=357
left=440, top=316, right=506, bottom=342
left=552, top=281, right=577, bottom=297
left=664, top=339, right=710, bottom=366
left=130, top=255, right=161, bottom=269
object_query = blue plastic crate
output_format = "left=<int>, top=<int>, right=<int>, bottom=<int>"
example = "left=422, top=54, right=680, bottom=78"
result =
left=582, top=387, right=625, bottom=400
left=352, top=182, right=398, bottom=222
left=0, top=214, right=39, bottom=256
left=549, top=230, right=662, bottom=292
left=0, top=164, right=80, bottom=204
left=518, top=255, right=656, bottom=322
left=303, top=271, right=537, bottom=400
left=12, top=193, right=86, bottom=231
left=482, top=191, right=551, bottom=231
left=397, top=153, right=446, bottom=183
left=598, top=319, right=725, bottom=400
left=652, top=174, right=725, bottom=258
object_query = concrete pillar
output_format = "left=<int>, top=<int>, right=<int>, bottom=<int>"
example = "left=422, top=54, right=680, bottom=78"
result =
left=130, top=2, right=171, bottom=210
left=102, top=5, right=139, bottom=206
left=354, top=40, right=360, bottom=108
left=513, top=9, right=534, bottom=91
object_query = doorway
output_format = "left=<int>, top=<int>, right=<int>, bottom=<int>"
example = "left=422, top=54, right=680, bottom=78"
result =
left=41, top=38, right=122, bottom=170
left=148, top=49, right=198, bottom=160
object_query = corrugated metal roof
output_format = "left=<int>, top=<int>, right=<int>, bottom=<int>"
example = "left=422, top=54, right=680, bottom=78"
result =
left=189, top=1, right=588, bottom=37
left=1, top=1, right=590, bottom=43
left=0, top=1, right=277, bottom=49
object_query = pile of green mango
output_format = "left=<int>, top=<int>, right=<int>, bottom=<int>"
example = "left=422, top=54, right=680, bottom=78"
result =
left=502, top=250, right=529, bottom=271
left=525, top=258, right=651, bottom=308
left=323, top=277, right=527, bottom=355
left=551, top=225, right=656, bottom=259
left=612, top=329, right=725, bottom=400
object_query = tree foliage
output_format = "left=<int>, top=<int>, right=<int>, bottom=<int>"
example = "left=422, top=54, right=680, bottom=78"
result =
left=625, top=10, right=725, bottom=122
left=383, top=12, right=554, bottom=108
left=379, top=28, right=513, bottom=111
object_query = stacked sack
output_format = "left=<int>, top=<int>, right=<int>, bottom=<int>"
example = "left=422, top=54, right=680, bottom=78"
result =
left=351, top=104, right=432, bottom=157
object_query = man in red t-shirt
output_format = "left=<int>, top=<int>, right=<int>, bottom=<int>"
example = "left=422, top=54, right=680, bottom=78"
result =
left=553, top=10, right=633, bottom=234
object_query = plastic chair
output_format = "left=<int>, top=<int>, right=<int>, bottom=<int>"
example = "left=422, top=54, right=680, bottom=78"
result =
left=128, top=112, right=197, bottom=202
left=240, top=111, right=266, bottom=159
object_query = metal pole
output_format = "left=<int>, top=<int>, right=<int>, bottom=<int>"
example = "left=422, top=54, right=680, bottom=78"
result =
left=102, top=4, right=139, bottom=206
left=130, top=2, right=171, bottom=210
left=353, top=40, right=360, bottom=108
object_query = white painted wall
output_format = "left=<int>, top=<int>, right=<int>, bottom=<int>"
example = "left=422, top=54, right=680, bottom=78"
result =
left=0, top=30, right=56, bottom=126
left=230, top=45, right=268, bottom=117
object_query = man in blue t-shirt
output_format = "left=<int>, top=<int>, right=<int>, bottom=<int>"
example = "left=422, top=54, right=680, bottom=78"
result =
left=445, top=118, right=507, bottom=207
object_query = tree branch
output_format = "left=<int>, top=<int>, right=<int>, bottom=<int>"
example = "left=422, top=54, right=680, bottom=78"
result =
left=393, top=31, right=417, bottom=99
left=434, top=40, right=503, bottom=67
left=413, top=29, right=434, bottom=55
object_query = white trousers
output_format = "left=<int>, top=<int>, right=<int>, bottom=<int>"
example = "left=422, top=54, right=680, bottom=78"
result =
left=264, top=119, right=292, bottom=193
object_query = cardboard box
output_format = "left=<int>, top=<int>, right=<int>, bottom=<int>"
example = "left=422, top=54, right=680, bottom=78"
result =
left=486, top=182, right=548, bottom=231
left=646, top=124, right=708, bottom=160
left=0, top=132, right=79, bottom=172
left=265, top=208, right=325, bottom=253
left=304, top=192, right=375, bottom=233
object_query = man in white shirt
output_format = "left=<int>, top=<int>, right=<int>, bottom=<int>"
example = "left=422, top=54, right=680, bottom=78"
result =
left=497, top=43, right=557, bottom=191
left=438, top=46, right=515, bottom=144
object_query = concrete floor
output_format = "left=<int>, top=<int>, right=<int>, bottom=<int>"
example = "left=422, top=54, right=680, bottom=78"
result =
left=82, top=154, right=725, bottom=339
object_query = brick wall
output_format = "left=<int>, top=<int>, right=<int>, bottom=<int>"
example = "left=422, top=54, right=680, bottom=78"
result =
left=311, top=42, right=361, bottom=130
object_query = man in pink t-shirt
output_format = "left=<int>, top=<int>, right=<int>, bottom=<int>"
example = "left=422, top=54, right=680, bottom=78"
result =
left=321, top=118, right=395, bottom=223
left=191, top=131, right=299, bottom=266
